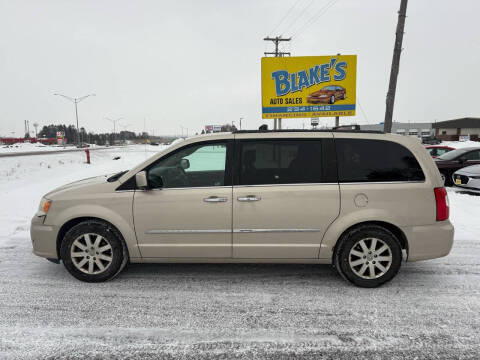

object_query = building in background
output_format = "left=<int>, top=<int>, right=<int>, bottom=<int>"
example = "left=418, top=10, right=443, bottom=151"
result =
left=360, top=122, right=434, bottom=139
left=0, top=137, right=57, bottom=145
left=432, top=117, right=480, bottom=141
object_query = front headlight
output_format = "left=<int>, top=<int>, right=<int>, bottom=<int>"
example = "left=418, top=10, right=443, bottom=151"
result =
left=38, top=198, right=52, bottom=215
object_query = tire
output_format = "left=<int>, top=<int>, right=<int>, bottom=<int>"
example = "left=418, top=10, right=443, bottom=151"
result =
left=330, top=95, right=335, bottom=104
left=60, top=220, right=128, bottom=282
left=334, top=225, right=402, bottom=288
left=440, top=170, right=452, bottom=186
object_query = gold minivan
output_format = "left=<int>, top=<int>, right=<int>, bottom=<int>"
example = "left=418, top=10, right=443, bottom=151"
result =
left=31, top=130, right=454, bottom=287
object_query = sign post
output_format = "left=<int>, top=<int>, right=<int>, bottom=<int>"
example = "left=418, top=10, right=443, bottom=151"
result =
left=261, top=55, right=357, bottom=122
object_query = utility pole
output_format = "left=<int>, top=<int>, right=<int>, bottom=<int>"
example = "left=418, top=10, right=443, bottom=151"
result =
left=384, top=0, right=408, bottom=133
left=54, top=93, right=95, bottom=146
left=264, top=36, right=291, bottom=130
left=239, top=117, right=243, bottom=130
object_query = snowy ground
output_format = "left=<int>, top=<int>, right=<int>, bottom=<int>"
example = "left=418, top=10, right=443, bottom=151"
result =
left=0, top=142, right=109, bottom=154
left=0, top=144, right=479, bottom=359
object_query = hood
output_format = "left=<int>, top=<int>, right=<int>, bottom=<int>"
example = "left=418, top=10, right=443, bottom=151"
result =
left=45, top=174, right=111, bottom=198
left=310, top=90, right=329, bottom=96
left=455, top=165, right=480, bottom=176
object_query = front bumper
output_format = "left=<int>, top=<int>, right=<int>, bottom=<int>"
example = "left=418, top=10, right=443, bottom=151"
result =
left=402, top=221, right=454, bottom=261
left=452, top=173, right=480, bottom=190
left=30, top=215, right=58, bottom=259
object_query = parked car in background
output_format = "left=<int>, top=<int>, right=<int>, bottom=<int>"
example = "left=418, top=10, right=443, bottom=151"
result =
left=435, top=147, right=480, bottom=185
left=307, top=85, right=346, bottom=104
left=425, top=145, right=455, bottom=158
left=31, top=130, right=453, bottom=288
left=422, top=136, right=441, bottom=145
left=453, top=165, right=480, bottom=190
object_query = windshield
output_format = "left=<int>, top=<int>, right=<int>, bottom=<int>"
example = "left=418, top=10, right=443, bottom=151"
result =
left=437, top=148, right=467, bottom=161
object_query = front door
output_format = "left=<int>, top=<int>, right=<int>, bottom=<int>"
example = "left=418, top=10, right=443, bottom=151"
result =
left=133, top=140, right=233, bottom=258
left=232, top=135, right=340, bottom=259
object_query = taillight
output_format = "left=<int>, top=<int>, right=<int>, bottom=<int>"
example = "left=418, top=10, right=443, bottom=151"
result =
left=434, top=187, right=449, bottom=221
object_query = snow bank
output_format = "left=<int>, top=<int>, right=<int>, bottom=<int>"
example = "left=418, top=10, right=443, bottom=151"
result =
left=0, top=145, right=166, bottom=243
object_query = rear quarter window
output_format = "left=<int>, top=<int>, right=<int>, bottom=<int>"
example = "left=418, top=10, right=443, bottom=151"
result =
left=336, top=138, right=425, bottom=182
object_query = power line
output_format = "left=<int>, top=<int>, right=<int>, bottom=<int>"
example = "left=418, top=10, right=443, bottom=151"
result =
left=280, top=0, right=316, bottom=36
left=357, top=100, right=370, bottom=124
left=289, top=0, right=335, bottom=36
left=291, top=0, right=340, bottom=39
left=268, top=0, right=304, bottom=36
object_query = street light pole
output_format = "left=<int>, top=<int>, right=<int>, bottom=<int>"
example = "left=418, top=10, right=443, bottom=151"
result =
left=54, top=93, right=95, bottom=146
left=105, top=117, right=123, bottom=144
left=120, top=123, right=131, bottom=143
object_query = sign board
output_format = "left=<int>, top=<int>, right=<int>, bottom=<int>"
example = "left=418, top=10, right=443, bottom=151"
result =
left=56, top=131, right=65, bottom=145
left=311, top=118, right=319, bottom=126
left=261, top=55, right=357, bottom=119
left=205, top=125, right=222, bottom=133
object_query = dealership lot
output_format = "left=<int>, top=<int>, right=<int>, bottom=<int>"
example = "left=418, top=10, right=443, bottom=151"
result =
left=1, top=145, right=479, bottom=359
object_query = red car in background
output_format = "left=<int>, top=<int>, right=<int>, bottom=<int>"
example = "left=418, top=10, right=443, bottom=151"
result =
left=425, top=145, right=455, bottom=158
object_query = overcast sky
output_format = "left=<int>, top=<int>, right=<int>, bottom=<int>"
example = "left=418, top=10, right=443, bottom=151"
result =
left=0, top=0, right=479, bottom=137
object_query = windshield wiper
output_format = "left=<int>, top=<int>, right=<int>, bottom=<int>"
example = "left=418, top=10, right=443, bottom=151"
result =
left=107, top=170, right=128, bottom=182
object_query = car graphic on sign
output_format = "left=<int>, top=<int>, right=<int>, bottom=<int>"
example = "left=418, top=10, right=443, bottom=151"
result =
left=307, top=85, right=346, bottom=104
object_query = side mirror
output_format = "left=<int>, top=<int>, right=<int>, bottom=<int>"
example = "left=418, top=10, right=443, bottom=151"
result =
left=180, top=158, right=190, bottom=170
left=135, top=171, right=149, bottom=189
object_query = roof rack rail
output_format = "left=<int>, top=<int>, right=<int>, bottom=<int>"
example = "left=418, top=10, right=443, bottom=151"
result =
left=233, top=128, right=385, bottom=134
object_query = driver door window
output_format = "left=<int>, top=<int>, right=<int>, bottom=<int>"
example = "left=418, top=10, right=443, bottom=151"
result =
left=147, top=142, right=228, bottom=189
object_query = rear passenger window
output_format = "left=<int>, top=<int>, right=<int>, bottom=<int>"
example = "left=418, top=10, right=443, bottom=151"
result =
left=336, top=139, right=425, bottom=182
left=461, top=150, right=480, bottom=161
left=239, top=140, right=322, bottom=185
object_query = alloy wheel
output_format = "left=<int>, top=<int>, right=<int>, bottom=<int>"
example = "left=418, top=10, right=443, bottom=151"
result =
left=70, top=233, right=113, bottom=274
left=348, top=237, right=393, bottom=279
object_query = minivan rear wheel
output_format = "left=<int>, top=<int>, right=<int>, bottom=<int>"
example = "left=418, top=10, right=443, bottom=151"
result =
left=60, top=220, right=127, bottom=282
left=334, top=225, right=402, bottom=287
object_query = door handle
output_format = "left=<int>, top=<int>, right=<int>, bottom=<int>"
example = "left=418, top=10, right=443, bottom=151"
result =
left=237, top=195, right=261, bottom=202
left=203, top=196, right=228, bottom=203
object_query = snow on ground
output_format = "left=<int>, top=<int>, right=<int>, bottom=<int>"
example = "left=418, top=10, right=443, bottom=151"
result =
left=0, top=142, right=90, bottom=153
left=0, top=145, right=479, bottom=359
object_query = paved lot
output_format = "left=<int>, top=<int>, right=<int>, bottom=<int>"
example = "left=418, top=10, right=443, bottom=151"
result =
left=0, top=231, right=479, bottom=359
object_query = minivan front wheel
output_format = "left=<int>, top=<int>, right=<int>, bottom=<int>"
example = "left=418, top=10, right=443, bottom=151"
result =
left=334, top=225, right=402, bottom=287
left=60, top=220, right=127, bottom=282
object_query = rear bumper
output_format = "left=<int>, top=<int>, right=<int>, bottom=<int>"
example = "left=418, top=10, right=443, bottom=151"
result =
left=402, top=221, right=454, bottom=261
left=30, top=215, right=58, bottom=259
